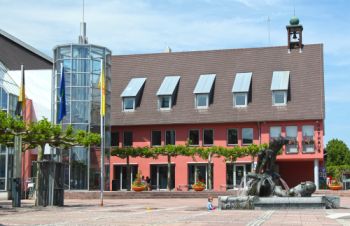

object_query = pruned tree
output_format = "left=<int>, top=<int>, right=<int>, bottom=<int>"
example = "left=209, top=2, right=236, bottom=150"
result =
left=111, top=147, right=155, bottom=190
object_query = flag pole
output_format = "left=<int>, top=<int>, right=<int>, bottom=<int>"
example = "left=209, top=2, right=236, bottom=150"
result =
left=100, top=59, right=105, bottom=207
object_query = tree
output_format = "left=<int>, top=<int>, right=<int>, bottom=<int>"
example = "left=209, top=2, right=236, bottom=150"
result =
left=111, top=147, right=155, bottom=190
left=326, top=139, right=350, bottom=167
left=1, top=112, right=101, bottom=206
left=325, top=139, right=350, bottom=182
left=24, top=118, right=100, bottom=206
left=153, top=145, right=195, bottom=191
left=194, top=146, right=223, bottom=190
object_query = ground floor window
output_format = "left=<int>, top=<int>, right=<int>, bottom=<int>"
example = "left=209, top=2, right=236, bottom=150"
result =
left=150, top=164, right=175, bottom=190
left=188, top=164, right=213, bottom=189
left=112, top=164, right=138, bottom=191
left=226, top=163, right=252, bottom=189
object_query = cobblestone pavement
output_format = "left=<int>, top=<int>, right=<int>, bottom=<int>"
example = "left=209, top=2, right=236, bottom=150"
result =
left=0, top=197, right=350, bottom=226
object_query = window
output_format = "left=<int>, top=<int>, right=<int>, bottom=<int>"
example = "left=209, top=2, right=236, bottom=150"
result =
left=227, top=129, right=238, bottom=145
left=189, top=130, right=199, bottom=146
left=151, top=131, right=161, bottom=146
left=286, top=126, right=298, bottom=138
left=203, top=129, right=214, bottom=146
left=232, top=72, right=252, bottom=108
left=302, top=125, right=314, bottom=138
left=156, top=76, right=180, bottom=110
left=165, top=130, right=176, bottom=145
left=270, top=126, right=282, bottom=139
left=123, top=131, right=133, bottom=147
left=302, top=125, right=314, bottom=153
left=159, top=96, right=171, bottom=109
left=193, top=74, right=216, bottom=109
left=286, top=126, right=298, bottom=153
left=111, top=131, right=119, bottom=147
left=271, top=71, right=289, bottom=106
left=242, top=128, right=253, bottom=145
left=234, top=93, right=247, bottom=107
left=196, top=94, right=209, bottom=108
left=272, top=91, right=287, bottom=106
left=123, top=97, right=135, bottom=111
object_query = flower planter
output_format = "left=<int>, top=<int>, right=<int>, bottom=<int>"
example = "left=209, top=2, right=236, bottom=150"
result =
left=132, top=186, right=145, bottom=192
left=328, top=185, right=342, bottom=190
left=192, top=186, right=205, bottom=192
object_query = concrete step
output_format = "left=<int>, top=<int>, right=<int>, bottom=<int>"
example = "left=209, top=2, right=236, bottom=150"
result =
left=64, top=189, right=350, bottom=199
left=65, top=190, right=238, bottom=199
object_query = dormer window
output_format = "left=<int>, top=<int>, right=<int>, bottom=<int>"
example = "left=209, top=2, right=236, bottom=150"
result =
left=159, top=95, right=171, bottom=109
left=193, top=74, right=216, bottom=109
left=123, top=97, right=135, bottom=111
left=271, top=71, right=290, bottom=106
left=272, top=91, right=287, bottom=105
left=196, top=94, right=209, bottom=108
left=232, top=72, right=252, bottom=108
left=121, top=77, right=147, bottom=112
left=156, top=76, right=180, bottom=111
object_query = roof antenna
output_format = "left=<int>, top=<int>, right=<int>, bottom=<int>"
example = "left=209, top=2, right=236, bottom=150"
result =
left=267, top=16, right=271, bottom=46
left=79, top=0, right=88, bottom=44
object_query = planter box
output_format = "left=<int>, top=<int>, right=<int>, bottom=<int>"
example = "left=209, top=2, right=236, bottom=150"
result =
left=286, top=144, right=298, bottom=154
left=303, top=144, right=315, bottom=153
left=328, top=185, right=342, bottom=191
left=132, top=186, right=146, bottom=192
left=192, top=186, right=205, bottom=191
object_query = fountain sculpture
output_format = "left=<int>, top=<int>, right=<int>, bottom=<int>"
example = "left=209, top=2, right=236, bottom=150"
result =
left=218, top=138, right=339, bottom=209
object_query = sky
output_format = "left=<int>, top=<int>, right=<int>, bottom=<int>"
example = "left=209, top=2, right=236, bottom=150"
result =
left=0, top=0, right=349, bottom=146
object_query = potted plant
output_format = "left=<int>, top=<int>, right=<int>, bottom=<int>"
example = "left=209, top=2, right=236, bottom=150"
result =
left=132, top=171, right=146, bottom=192
left=328, top=180, right=342, bottom=190
left=192, top=180, right=206, bottom=191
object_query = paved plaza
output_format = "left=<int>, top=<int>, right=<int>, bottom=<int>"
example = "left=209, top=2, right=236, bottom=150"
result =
left=1, top=198, right=350, bottom=226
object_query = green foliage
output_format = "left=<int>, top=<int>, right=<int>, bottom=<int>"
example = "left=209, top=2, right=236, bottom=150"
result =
left=326, top=139, right=350, bottom=167
left=111, top=144, right=268, bottom=160
left=327, top=165, right=350, bottom=182
left=132, top=171, right=145, bottom=187
left=0, top=111, right=26, bottom=146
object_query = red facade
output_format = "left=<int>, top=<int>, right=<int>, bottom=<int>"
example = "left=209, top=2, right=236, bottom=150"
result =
left=110, top=120, right=323, bottom=191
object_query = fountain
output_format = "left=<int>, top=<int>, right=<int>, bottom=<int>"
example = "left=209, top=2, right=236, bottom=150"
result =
left=218, top=138, right=340, bottom=210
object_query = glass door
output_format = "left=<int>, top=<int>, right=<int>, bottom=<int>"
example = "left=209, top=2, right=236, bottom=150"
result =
left=188, top=164, right=213, bottom=189
left=235, top=165, right=245, bottom=188
left=113, top=165, right=138, bottom=190
left=150, top=164, right=175, bottom=190
left=226, top=163, right=252, bottom=189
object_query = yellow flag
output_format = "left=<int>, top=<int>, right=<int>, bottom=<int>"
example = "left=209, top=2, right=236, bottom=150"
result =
left=98, top=60, right=105, bottom=116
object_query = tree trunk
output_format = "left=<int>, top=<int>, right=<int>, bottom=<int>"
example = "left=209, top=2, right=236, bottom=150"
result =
left=35, top=145, right=44, bottom=206
left=126, top=156, right=131, bottom=191
left=251, top=155, right=255, bottom=173
left=167, top=155, right=171, bottom=191
left=207, top=153, right=212, bottom=190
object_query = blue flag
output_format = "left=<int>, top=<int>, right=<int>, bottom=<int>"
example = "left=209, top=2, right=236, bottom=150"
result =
left=57, top=65, right=66, bottom=123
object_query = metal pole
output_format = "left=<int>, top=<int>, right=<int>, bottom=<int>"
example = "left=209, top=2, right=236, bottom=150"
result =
left=100, top=59, right=104, bottom=207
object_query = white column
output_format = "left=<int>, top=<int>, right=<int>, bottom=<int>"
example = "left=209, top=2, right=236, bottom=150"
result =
left=314, top=159, right=319, bottom=190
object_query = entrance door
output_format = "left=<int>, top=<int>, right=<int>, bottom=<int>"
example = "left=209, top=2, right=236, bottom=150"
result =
left=226, top=163, right=252, bottom=189
left=150, top=164, right=175, bottom=190
left=235, top=165, right=245, bottom=188
left=188, top=164, right=213, bottom=189
left=113, top=165, right=138, bottom=190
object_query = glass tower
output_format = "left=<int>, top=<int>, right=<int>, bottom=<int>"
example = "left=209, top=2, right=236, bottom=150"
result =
left=52, top=24, right=111, bottom=190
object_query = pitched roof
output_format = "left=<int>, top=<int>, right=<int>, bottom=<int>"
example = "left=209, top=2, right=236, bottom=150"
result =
left=0, top=29, right=52, bottom=70
left=111, top=44, right=324, bottom=126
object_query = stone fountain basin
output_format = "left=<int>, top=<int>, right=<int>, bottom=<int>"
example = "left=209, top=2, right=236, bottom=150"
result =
left=218, top=195, right=340, bottom=210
